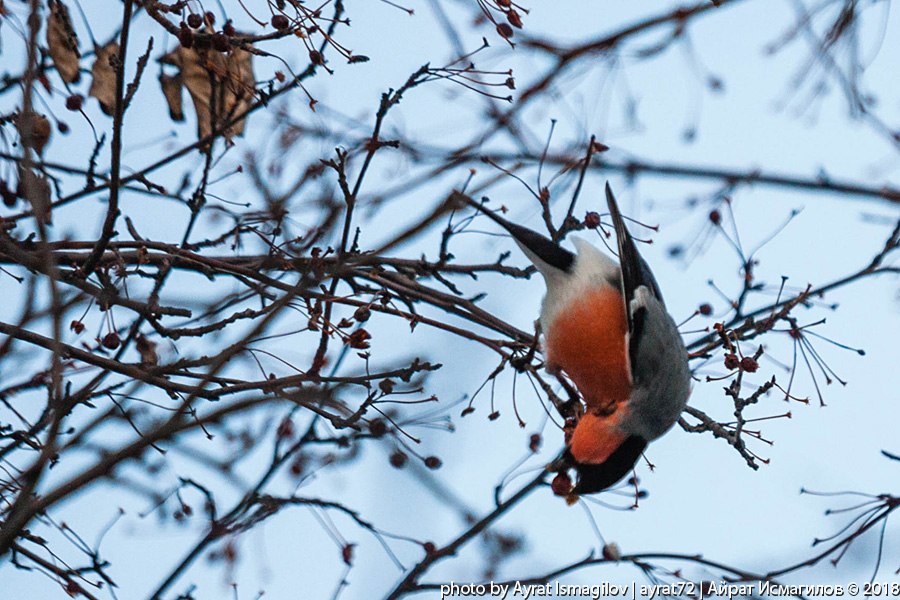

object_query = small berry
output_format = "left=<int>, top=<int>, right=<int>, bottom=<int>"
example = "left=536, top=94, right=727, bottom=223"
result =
left=389, top=450, right=408, bottom=469
left=488, top=411, right=500, bottom=421
left=551, top=472, right=572, bottom=496
left=101, top=332, right=121, bottom=350
left=368, top=418, right=387, bottom=437
left=423, top=542, right=437, bottom=554
left=602, top=542, right=622, bottom=561
left=740, top=356, right=759, bottom=373
left=584, top=211, right=601, bottom=229
left=276, top=417, right=294, bottom=439
left=724, top=353, right=740, bottom=370
left=289, top=456, right=306, bottom=476
left=223, top=21, right=236, bottom=36
left=353, top=305, right=371, bottom=322
left=378, top=379, right=395, bottom=394
left=65, top=94, right=83, bottom=111
left=496, top=23, right=514, bottom=39
left=65, top=581, right=83, bottom=596
left=424, top=456, right=442, bottom=469
left=699, top=303, right=713, bottom=316
left=529, top=433, right=541, bottom=453
left=708, top=209, right=721, bottom=225
left=187, top=13, right=203, bottom=28
left=205, top=11, right=216, bottom=26
left=272, top=14, right=290, bottom=30
left=309, top=50, right=324, bottom=65
left=506, top=10, right=522, bottom=28
left=57, top=121, right=69, bottom=134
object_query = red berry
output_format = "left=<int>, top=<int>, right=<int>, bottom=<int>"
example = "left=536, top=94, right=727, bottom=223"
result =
left=187, top=13, right=203, bottom=28
left=506, top=10, right=522, bottom=28
left=740, top=356, right=759, bottom=373
left=699, top=303, right=713, bottom=316
left=709, top=209, right=721, bottom=225
left=584, top=211, right=601, bottom=228
left=529, top=433, right=541, bottom=453
left=101, top=332, right=121, bottom=350
left=205, top=12, right=216, bottom=26
left=724, top=353, right=739, bottom=370
left=223, top=21, right=236, bottom=36
left=65, top=94, right=83, bottom=111
left=496, top=23, right=514, bottom=39
left=368, top=418, right=387, bottom=437
left=289, top=456, right=306, bottom=476
left=551, top=472, right=572, bottom=496
left=424, top=456, right=442, bottom=469
left=276, top=417, right=294, bottom=439
left=272, top=14, right=290, bottom=29
left=389, top=450, right=408, bottom=469
left=423, top=542, right=437, bottom=554
left=602, top=542, right=621, bottom=561
left=309, top=50, right=324, bottom=65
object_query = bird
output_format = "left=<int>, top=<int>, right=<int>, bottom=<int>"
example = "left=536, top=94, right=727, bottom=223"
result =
left=457, top=183, right=691, bottom=494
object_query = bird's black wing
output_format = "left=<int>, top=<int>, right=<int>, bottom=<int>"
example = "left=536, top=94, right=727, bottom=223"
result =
left=454, top=191, right=574, bottom=273
left=605, top=183, right=665, bottom=372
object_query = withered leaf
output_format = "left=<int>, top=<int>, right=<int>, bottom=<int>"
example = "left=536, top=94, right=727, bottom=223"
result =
left=159, top=72, right=185, bottom=121
left=160, top=40, right=256, bottom=145
left=47, top=0, right=81, bottom=84
left=89, top=41, right=119, bottom=116
left=17, top=166, right=52, bottom=225
left=16, top=112, right=51, bottom=156
left=136, top=335, right=158, bottom=367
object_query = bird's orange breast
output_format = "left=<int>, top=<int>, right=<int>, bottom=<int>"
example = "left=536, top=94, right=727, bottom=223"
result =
left=544, top=285, right=631, bottom=410
left=568, top=409, right=629, bottom=465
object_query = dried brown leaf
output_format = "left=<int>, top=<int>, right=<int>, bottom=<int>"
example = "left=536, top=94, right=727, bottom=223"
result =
left=136, top=335, right=158, bottom=367
left=161, top=41, right=256, bottom=145
left=16, top=112, right=51, bottom=155
left=89, top=41, right=118, bottom=116
left=18, top=166, right=52, bottom=224
left=47, top=0, right=81, bottom=84
left=159, top=72, right=185, bottom=122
